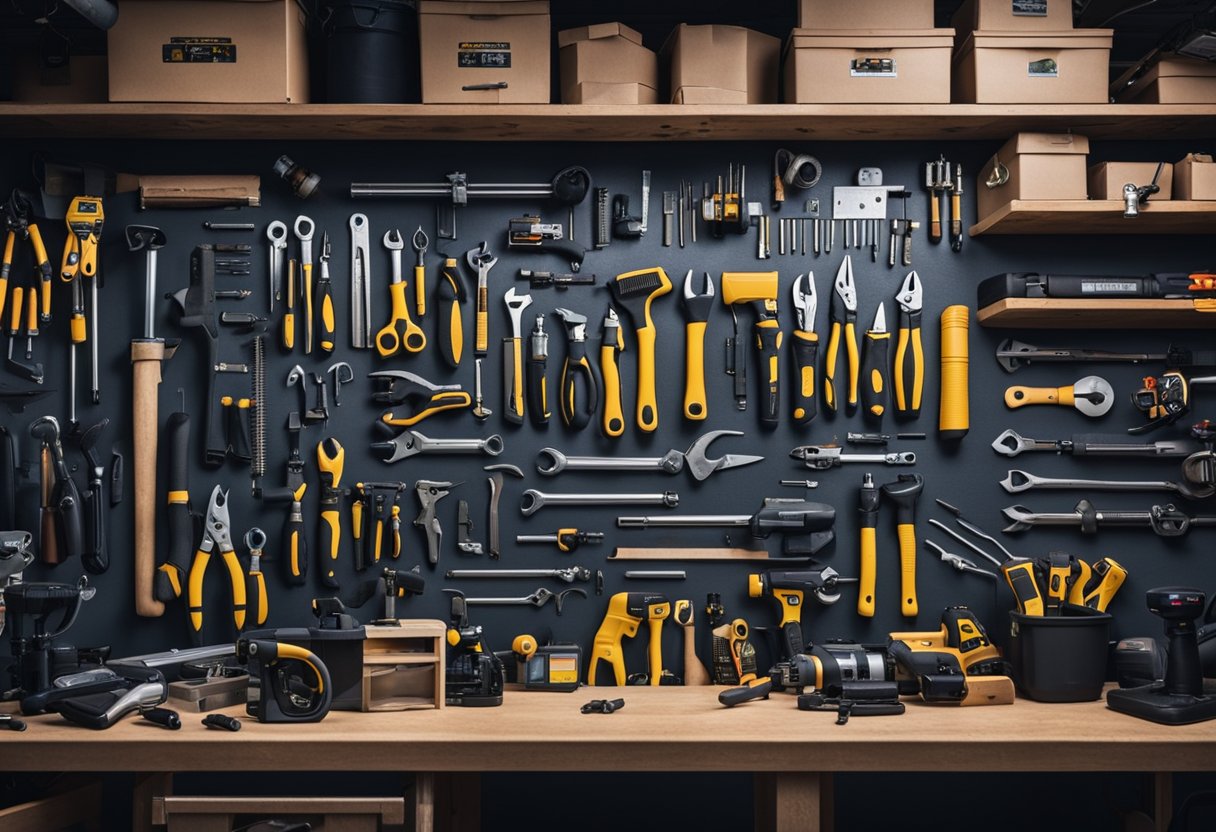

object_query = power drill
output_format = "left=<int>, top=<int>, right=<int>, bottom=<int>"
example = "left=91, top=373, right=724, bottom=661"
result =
left=888, top=606, right=1013, bottom=705
left=588, top=592, right=670, bottom=686
left=747, top=567, right=848, bottom=661
left=443, top=590, right=503, bottom=707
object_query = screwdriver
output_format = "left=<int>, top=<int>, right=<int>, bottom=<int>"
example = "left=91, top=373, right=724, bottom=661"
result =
left=527, top=314, right=550, bottom=427
left=860, top=303, right=890, bottom=422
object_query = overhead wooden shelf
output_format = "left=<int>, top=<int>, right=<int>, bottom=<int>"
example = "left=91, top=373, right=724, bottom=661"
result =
left=971, top=199, right=1216, bottom=236
left=977, top=298, right=1216, bottom=329
left=2, top=103, right=1216, bottom=141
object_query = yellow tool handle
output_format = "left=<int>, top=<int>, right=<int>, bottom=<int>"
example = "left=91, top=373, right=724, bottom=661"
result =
left=222, top=551, right=248, bottom=632
left=443, top=289, right=464, bottom=367
left=475, top=286, right=489, bottom=354
left=600, top=341, right=625, bottom=438
left=897, top=522, right=917, bottom=618
left=1005, top=385, right=1072, bottom=409
left=755, top=319, right=783, bottom=426
left=950, top=190, right=963, bottom=240
left=1002, top=559, right=1045, bottom=617
left=844, top=321, right=859, bottom=410
left=26, top=286, right=38, bottom=337
left=1067, top=560, right=1094, bottom=607
left=283, top=260, right=296, bottom=351
left=860, top=329, right=890, bottom=419
left=894, top=324, right=924, bottom=417
left=373, top=519, right=383, bottom=564
left=635, top=325, right=660, bottom=433
left=187, top=548, right=211, bottom=633
left=29, top=225, right=51, bottom=322
left=1082, top=558, right=1128, bottom=612
left=790, top=330, right=818, bottom=425
left=1, top=232, right=14, bottom=320
left=59, top=234, right=79, bottom=281
left=9, top=286, right=22, bottom=333
left=510, top=337, right=525, bottom=421
left=390, top=505, right=402, bottom=559
left=683, top=320, right=708, bottom=421
left=318, top=282, right=335, bottom=354
left=70, top=312, right=86, bottom=344
left=131, top=338, right=167, bottom=618
left=379, top=391, right=472, bottom=427
left=375, top=281, right=427, bottom=357
left=939, top=305, right=969, bottom=440
left=352, top=494, right=363, bottom=541
left=286, top=486, right=307, bottom=585
left=823, top=321, right=842, bottom=413
left=249, top=570, right=268, bottom=627
left=647, top=618, right=663, bottom=686
left=320, top=508, right=340, bottom=585
left=303, top=263, right=314, bottom=353
left=929, top=191, right=942, bottom=243
left=858, top=527, right=877, bottom=618
left=414, top=264, right=426, bottom=317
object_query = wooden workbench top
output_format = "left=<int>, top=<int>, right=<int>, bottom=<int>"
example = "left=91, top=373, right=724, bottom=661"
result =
left=6, top=686, right=1214, bottom=773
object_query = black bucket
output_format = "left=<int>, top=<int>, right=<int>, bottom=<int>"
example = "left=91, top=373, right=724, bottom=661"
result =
left=324, top=0, right=418, bottom=103
left=1008, top=608, right=1113, bottom=702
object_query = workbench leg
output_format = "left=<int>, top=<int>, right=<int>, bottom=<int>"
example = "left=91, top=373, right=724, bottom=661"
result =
left=1152, top=772, right=1173, bottom=832
left=133, top=772, right=172, bottom=832
left=432, top=773, right=480, bottom=832
left=413, top=773, right=435, bottom=832
left=755, top=772, right=828, bottom=832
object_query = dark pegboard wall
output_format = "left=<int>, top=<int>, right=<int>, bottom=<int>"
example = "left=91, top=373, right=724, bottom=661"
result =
left=2, top=137, right=1213, bottom=678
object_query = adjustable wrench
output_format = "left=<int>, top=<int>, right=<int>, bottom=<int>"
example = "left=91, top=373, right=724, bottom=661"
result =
left=520, top=489, right=679, bottom=517
left=462, top=586, right=587, bottom=615
left=445, top=567, right=592, bottom=583
left=502, top=287, right=532, bottom=424
left=534, top=430, right=763, bottom=481
left=1000, top=469, right=1213, bottom=500
left=373, top=429, right=503, bottom=463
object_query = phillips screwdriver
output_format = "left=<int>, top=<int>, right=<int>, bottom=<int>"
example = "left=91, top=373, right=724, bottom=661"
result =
left=860, top=303, right=890, bottom=423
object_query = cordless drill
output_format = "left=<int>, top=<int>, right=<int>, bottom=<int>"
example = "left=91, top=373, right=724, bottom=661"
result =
left=888, top=606, right=1013, bottom=706
left=588, top=592, right=670, bottom=686
left=747, top=567, right=847, bottom=661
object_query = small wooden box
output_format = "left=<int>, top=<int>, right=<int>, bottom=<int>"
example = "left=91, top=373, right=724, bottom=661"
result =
left=362, top=620, right=447, bottom=711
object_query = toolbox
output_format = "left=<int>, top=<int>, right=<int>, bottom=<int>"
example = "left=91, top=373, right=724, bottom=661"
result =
left=784, top=29, right=954, bottom=104
left=417, top=0, right=550, bottom=103
left=558, top=23, right=658, bottom=105
left=797, top=0, right=934, bottom=30
left=1174, top=153, right=1216, bottom=200
left=976, top=132, right=1091, bottom=221
left=951, top=0, right=1074, bottom=33
left=953, top=29, right=1113, bottom=103
left=1088, top=161, right=1174, bottom=201
left=1113, top=55, right=1216, bottom=103
left=107, top=0, right=309, bottom=103
left=662, top=24, right=780, bottom=104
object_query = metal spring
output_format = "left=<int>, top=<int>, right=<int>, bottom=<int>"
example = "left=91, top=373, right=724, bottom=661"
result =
left=250, top=334, right=266, bottom=480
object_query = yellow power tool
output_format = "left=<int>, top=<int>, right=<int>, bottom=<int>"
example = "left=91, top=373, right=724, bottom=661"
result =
left=588, top=592, right=669, bottom=686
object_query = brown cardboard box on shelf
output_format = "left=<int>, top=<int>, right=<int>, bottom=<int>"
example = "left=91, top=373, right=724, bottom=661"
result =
left=107, top=0, right=308, bottom=103
left=1174, top=153, right=1216, bottom=200
left=784, top=29, right=954, bottom=104
left=558, top=22, right=658, bottom=104
left=1113, top=55, right=1216, bottom=103
left=418, top=0, right=550, bottom=104
left=1088, top=162, right=1174, bottom=201
left=798, top=0, right=933, bottom=30
left=953, top=29, right=1113, bottom=103
left=977, top=132, right=1090, bottom=220
left=13, top=54, right=108, bottom=103
left=952, top=0, right=1073, bottom=33
left=662, top=24, right=780, bottom=104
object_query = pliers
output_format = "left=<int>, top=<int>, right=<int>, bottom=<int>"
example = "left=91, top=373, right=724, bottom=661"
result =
left=369, top=370, right=471, bottom=428
left=925, top=540, right=997, bottom=580
left=824, top=256, right=858, bottom=415
left=790, top=273, right=818, bottom=425
left=553, top=308, right=600, bottom=430
left=187, top=486, right=247, bottom=640
left=893, top=270, right=924, bottom=419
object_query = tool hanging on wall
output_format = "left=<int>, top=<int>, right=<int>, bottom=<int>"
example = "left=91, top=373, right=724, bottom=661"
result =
left=60, top=196, right=105, bottom=416
left=375, top=228, right=426, bottom=358
left=316, top=438, right=346, bottom=590
left=721, top=271, right=782, bottom=425
left=608, top=267, right=672, bottom=433
left=612, top=170, right=649, bottom=239
left=437, top=256, right=466, bottom=368
left=76, top=418, right=109, bottom=575
left=2, top=190, right=52, bottom=331
left=824, top=256, right=859, bottom=415
left=881, top=473, right=924, bottom=618
left=1002, top=500, right=1216, bottom=536
left=681, top=271, right=714, bottom=421
left=588, top=592, right=670, bottom=686
left=30, top=416, right=84, bottom=567
left=467, top=241, right=497, bottom=356
left=370, top=370, right=471, bottom=428
left=995, top=339, right=1216, bottom=374
left=599, top=306, right=625, bottom=437
left=502, top=287, right=533, bottom=425
left=553, top=307, right=599, bottom=431
left=316, top=231, right=335, bottom=353
left=701, top=163, right=762, bottom=238
left=772, top=148, right=822, bottom=210
left=893, top=271, right=924, bottom=420
left=257, top=386, right=307, bottom=586
left=526, top=313, right=550, bottom=427
left=187, top=485, right=246, bottom=643
left=411, top=226, right=428, bottom=317
left=1005, top=376, right=1114, bottom=418
left=1130, top=372, right=1216, bottom=434
left=348, top=213, right=371, bottom=349
left=860, top=303, right=890, bottom=424
left=416, top=480, right=457, bottom=567
left=790, top=274, right=818, bottom=426
left=352, top=481, right=407, bottom=570
left=508, top=215, right=586, bottom=272
left=618, top=498, right=836, bottom=556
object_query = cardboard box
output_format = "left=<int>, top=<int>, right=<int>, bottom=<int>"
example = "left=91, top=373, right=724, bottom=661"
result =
left=108, top=0, right=308, bottom=103
left=13, top=54, right=107, bottom=103
left=558, top=23, right=658, bottom=104
left=1114, top=55, right=1216, bottom=104
left=418, top=0, right=550, bottom=104
left=784, top=29, right=954, bottom=104
left=798, top=0, right=933, bottom=30
left=953, top=29, right=1113, bottom=103
left=1174, top=153, right=1216, bottom=200
left=663, top=24, right=779, bottom=104
left=952, top=0, right=1073, bottom=33
left=1088, top=162, right=1173, bottom=201
left=977, top=132, right=1090, bottom=220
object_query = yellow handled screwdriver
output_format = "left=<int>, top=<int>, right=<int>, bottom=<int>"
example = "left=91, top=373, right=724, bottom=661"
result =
left=411, top=226, right=428, bottom=318
left=295, top=216, right=315, bottom=354
left=317, top=232, right=336, bottom=354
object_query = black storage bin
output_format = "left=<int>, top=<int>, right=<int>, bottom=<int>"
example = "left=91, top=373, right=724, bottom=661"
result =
left=323, top=0, right=419, bottom=103
left=1008, top=609, right=1112, bottom=702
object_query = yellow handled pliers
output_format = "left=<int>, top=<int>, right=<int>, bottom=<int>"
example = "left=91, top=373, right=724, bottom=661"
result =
left=824, top=255, right=858, bottom=415
left=187, top=486, right=247, bottom=640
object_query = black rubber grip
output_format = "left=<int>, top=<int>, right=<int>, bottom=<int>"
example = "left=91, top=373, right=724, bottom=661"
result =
left=54, top=477, right=85, bottom=563
left=861, top=333, right=890, bottom=423
left=83, top=477, right=107, bottom=575
left=756, top=323, right=782, bottom=427
left=436, top=275, right=462, bottom=369
left=0, top=428, right=14, bottom=529
left=790, top=333, right=818, bottom=426
left=718, top=678, right=773, bottom=708
left=527, top=356, right=549, bottom=427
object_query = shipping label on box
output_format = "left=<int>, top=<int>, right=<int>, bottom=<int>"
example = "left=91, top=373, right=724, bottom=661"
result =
left=457, top=41, right=513, bottom=69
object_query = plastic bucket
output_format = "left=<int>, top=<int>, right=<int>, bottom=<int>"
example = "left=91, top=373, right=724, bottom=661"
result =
left=1008, top=609, right=1112, bottom=702
left=324, top=0, right=418, bottom=103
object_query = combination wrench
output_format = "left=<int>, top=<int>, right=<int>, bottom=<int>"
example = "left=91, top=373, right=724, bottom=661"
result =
left=520, top=489, right=679, bottom=517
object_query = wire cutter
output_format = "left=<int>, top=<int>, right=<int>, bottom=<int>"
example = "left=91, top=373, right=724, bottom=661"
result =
left=893, top=270, right=924, bottom=419
left=790, top=273, right=818, bottom=425
left=369, top=370, right=471, bottom=428
left=824, top=256, right=858, bottom=415
left=553, top=307, right=600, bottom=430
left=187, top=486, right=247, bottom=640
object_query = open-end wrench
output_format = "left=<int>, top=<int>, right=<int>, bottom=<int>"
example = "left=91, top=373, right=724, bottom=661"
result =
left=372, top=429, right=503, bottom=463
left=1000, top=469, right=1213, bottom=500
left=1003, top=500, right=1216, bottom=535
left=535, top=430, right=763, bottom=481
left=266, top=220, right=287, bottom=315
left=502, top=287, right=532, bottom=424
left=462, top=586, right=587, bottom=615
left=520, top=489, right=679, bottom=517
left=445, top=567, right=592, bottom=583
left=990, top=428, right=1198, bottom=459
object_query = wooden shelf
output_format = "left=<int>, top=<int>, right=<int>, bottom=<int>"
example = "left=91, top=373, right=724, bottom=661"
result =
left=3, top=103, right=1216, bottom=141
left=970, top=199, right=1216, bottom=236
left=977, top=298, right=1216, bottom=328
